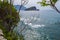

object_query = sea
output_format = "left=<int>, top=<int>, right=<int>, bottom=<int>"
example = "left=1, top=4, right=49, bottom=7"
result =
left=14, top=10, right=60, bottom=40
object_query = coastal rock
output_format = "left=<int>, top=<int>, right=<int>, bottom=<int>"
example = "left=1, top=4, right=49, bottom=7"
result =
left=0, top=29, right=7, bottom=40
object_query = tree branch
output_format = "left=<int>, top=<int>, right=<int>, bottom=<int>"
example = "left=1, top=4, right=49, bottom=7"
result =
left=50, top=0, right=60, bottom=13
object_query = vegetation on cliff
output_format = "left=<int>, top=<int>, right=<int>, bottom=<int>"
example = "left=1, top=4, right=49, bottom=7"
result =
left=0, top=0, right=24, bottom=40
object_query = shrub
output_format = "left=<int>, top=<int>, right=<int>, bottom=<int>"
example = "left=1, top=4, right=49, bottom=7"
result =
left=0, top=1, right=20, bottom=40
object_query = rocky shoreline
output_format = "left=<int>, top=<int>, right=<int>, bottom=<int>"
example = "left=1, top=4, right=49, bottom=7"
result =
left=0, top=29, right=7, bottom=40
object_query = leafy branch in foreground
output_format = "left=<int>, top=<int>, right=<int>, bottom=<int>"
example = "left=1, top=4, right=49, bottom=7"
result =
left=37, top=0, right=60, bottom=13
left=0, top=0, right=21, bottom=40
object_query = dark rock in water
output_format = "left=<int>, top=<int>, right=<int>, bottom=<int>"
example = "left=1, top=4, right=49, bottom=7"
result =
left=25, top=6, right=39, bottom=11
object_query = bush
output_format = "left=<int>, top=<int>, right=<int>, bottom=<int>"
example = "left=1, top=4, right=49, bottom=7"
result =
left=0, top=1, right=21, bottom=40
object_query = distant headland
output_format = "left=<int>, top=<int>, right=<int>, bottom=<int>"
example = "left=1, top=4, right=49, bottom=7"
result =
left=14, top=5, right=39, bottom=11
left=25, top=6, right=39, bottom=11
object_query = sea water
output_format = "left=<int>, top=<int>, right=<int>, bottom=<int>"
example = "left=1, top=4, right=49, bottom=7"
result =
left=15, top=10, right=60, bottom=40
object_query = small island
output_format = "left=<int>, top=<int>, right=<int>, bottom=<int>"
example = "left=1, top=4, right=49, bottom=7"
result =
left=25, top=6, right=39, bottom=11
left=14, top=5, right=39, bottom=11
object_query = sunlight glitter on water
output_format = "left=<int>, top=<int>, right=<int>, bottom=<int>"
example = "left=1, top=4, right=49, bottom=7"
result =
left=28, top=23, right=45, bottom=28
left=20, top=17, right=45, bottom=28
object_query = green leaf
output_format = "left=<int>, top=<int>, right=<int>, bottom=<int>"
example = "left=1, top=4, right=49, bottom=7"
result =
left=37, top=2, right=50, bottom=6
left=52, top=0, right=58, bottom=3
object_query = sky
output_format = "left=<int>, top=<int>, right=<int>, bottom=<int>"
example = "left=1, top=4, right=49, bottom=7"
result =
left=13, top=0, right=60, bottom=10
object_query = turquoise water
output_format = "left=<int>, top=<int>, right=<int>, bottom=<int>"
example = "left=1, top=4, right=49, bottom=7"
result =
left=15, top=10, right=60, bottom=40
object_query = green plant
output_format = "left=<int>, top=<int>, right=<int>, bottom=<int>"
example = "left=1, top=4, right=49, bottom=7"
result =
left=37, top=0, right=60, bottom=13
left=0, top=1, right=20, bottom=40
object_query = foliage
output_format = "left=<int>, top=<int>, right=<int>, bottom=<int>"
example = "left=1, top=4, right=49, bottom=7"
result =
left=52, top=0, right=58, bottom=3
left=0, top=0, right=20, bottom=30
left=37, top=0, right=60, bottom=13
left=0, top=1, right=23, bottom=40
left=37, top=0, right=58, bottom=6
left=37, top=0, right=50, bottom=6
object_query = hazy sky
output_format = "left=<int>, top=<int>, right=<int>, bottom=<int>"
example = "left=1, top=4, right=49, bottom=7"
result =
left=14, top=0, right=60, bottom=10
